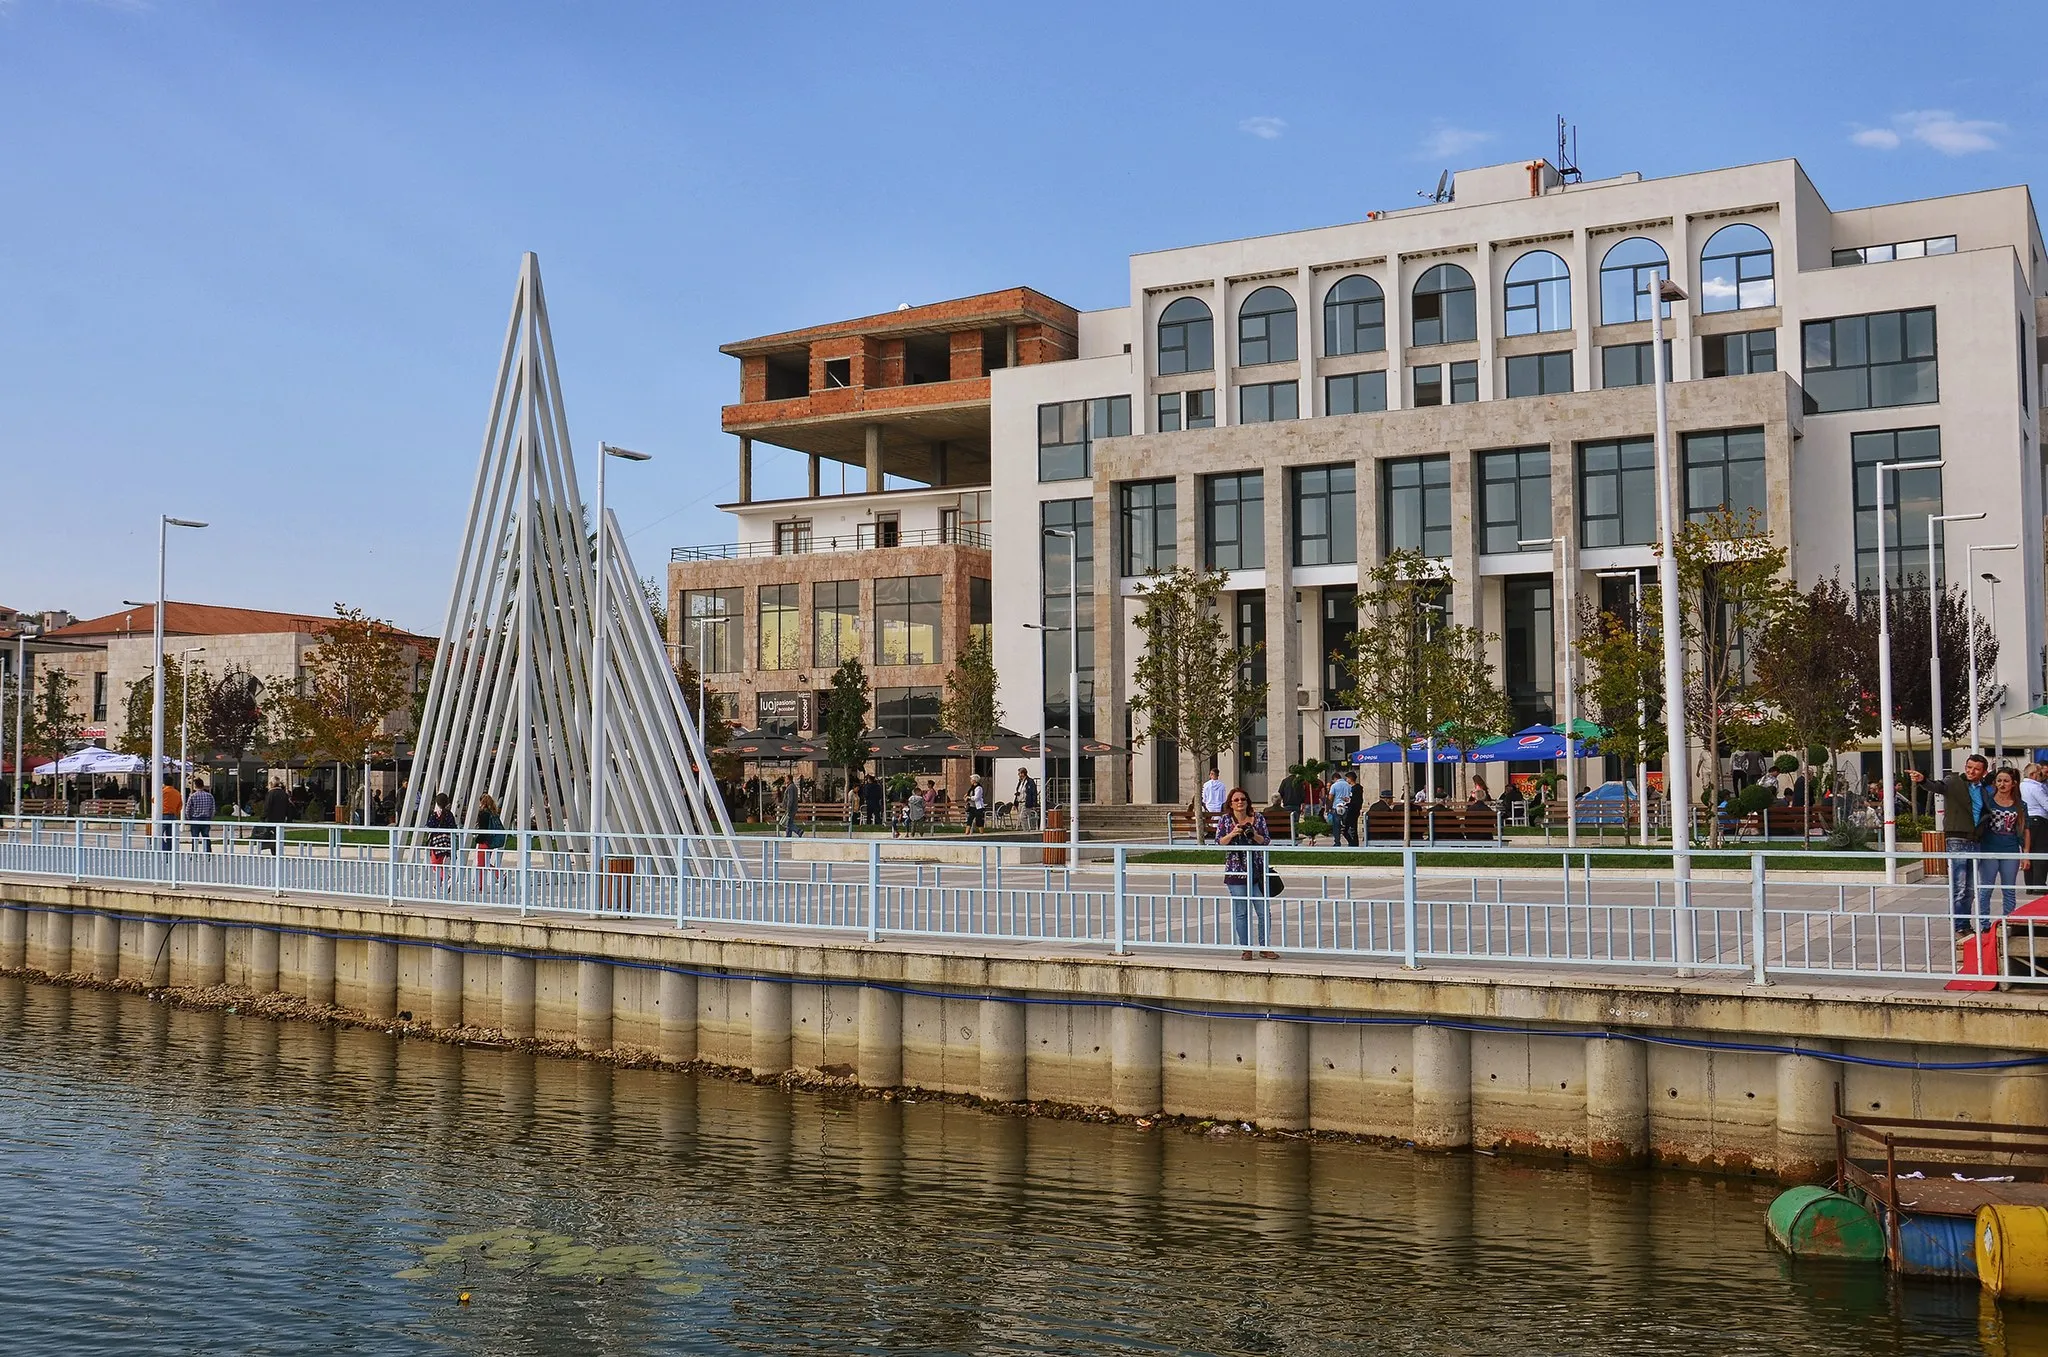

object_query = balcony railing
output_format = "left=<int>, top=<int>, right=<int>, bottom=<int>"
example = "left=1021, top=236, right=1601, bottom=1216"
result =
left=671, top=526, right=991, bottom=562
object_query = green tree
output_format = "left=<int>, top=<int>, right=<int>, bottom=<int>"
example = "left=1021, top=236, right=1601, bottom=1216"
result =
left=1433, top=631, right=1512, bottom=801
left=197, top=666, right=266, bottom=761
left=1753, top=573, right=1871, bottom=835
left=940, top=633, right=1003, bottom=746
left=1126, top=565, right=1266, bottom=808
left=116, top=654, right=194, bottom=756
left=823, top=658, right=871, bottom=785
left=1576, top=590, right=1666, bottom=841
left=23, top=669, right=84, bottom=766
left=272, top=606, right=414, bottom=786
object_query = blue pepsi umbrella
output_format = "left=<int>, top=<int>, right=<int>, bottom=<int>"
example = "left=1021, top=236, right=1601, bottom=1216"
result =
left=1468, top=724, right=1598, bottom=763
left=1352, top=735, right=1463, bottom=764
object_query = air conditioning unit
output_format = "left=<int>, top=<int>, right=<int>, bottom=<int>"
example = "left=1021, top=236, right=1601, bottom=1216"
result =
left=1296, top=690, right=1312, bottom=707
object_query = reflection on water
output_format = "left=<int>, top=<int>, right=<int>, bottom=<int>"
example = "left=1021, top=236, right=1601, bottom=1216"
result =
left=0, top=978, right=1992, bottom=1355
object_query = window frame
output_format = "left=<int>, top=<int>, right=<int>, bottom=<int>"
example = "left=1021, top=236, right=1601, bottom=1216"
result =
left=1503, top=250, right=1572, bottom=336
left=1504, top=351, right=1573, bottom=398
left=1291, top=464, right=1357, bottom=567
left=1204, top=471, right=1265, bottom=572
left=757, top=583, right=800, bottom=671
left=1237, top=286, right=1298, bottom=366
left=1699, top=222, right=1776, bottom=313
left=1801, top=307, right=1938, bottom=414
left=1323, top=274, right=1386, bottom=356
left=683, top=587, right=742, bottom=674
left=1681, top=427, right=1768, bottom=524
left=1701, top=330, right=1777, bottom=379
left=1577, top=438, right=1658, bottom=548
left=1239, top=380, right=1298, bottom=424
left=1851, top=427, right=1943, bottom=590
left=812, top=579, right=862, bottom=668
left=1118, top=479, right=1178, bottom=577
left=874, top=574, right=943, bottom=666
left=1325, top=369, right=1388, bottom=416
left=1411, top=263, right=1477, bottom=347
left=1157, top=296, right=1214, bottom=375
left=1037, top=394, right=1130, bottom=481
left=1382, top=455, right=1453, bottom=559
left=1478, top=447, right=1552, bottom=555
left=1598, top=237, right=1671, bottom=325
left=1599, top=340, right=1672, bottom=389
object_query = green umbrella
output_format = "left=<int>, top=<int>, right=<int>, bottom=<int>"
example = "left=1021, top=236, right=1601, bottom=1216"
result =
left=1552, top=718, right=1607, bottom=740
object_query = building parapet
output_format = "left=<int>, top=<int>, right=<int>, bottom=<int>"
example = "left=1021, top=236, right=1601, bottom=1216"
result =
left=671, top=525, right=990, bottom=563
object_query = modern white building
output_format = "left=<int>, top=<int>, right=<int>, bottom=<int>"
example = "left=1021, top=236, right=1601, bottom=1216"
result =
left=988, top=154, right=2046, bottom=805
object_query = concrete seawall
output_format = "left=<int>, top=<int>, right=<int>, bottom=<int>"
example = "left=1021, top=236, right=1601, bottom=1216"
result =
left=6, top=877, right=2044, bottom=1181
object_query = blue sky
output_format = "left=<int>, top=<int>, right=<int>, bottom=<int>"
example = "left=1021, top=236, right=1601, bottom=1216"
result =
left=3, top=0, right=2042, bottom=634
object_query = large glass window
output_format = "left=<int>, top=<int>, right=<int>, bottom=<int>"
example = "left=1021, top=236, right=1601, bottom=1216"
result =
left=1292, top=465, right=1357, bottom=566
left=1041, top=499, right=1096, bottom=744
left=1411, top=263, right=1477, bottom=346
left=1237, top=286, right=1297, bottom=366
left=1326, top=370, right=1388, bottom=415
left=1598, top=237, right=1670, bottom=325
left=1600, top=340, right=1672, bottom=389
left=683, top=587, right=741, bottom=674
left=757, top=690, right=804, bottom=736
left=1683, top=427, right=1767, bottom=522
left=1383, top=456, right=1452, bottom=558
left=1037, top=395, right=1130, bottom=481
left=1157, top=296, right=1214, bottom=375
left=1579, top=438, right=1657, bottom=548
left=1156, top=388, right=1214, bottom=432
left=1413, top=361, right=1477, bottom=407
left=1502, top=575, right=1556, bottom=731
left=1479, top=448, right=1551, bottom=555
left=1321, top=586, right=1358, bottom=701
left=1505, top=351, right=1572, bottom=398
left=757, top=584, right=799, bottom=671
left=1324, top=274, right=1386, bottom=355
left=1240, top=380, right=1297, bottom=423
left=1119, top=479, right=1177, bottom=576
left=875, top=575, right=941, bottom=665
left=1833, top=236, right=1956, bottom=267
left=874, top=686, right=943, bottom=736
left=1204, top=472, right=1265, bottom=571
left=812, top=580, right=861, bottom=667
left=1802, top=308, right=1938, bottom=413
left=1702, top=330, right=1776, bottom=378
left=1503, top=250, right=1571, bottom=335
left=1700, top=222, right=1775, bottom=313
left=1853, top=427, right=1942, bottom=589
left=970, top=577, right=991, bottom=646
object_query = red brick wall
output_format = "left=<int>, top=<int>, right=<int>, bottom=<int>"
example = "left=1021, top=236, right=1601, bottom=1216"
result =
left=740, top=355, right=769, bottom=404
left=1015, top=322, right=1076, bottom=366
left=949, top=330, right=984, bottom=381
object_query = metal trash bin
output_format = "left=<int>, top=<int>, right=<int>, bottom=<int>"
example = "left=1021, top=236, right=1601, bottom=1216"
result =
left=1040, top=809, right=1067, bottom=867
left=602, top=855, right=635, bottom=910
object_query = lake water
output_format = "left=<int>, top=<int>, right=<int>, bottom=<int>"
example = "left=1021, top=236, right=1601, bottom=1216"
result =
left=0, top=976, right=2017, bottom=1355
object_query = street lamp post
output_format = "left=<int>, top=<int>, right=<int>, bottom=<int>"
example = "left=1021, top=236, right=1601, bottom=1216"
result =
left=1966, top=543, right=2018, bottom=757
left=692, top=615, right=731, bottom=742
left=1928, top=511, right=1986, bottom=790
left=175, top=647, right=205, bottom=813
left=1522, top=536, right=1577, bottom=847
left=1597, top=569, right=1649, bottom=845
left=10, top=624, right=37, bottom=822
left=1649, top=276, right=1694, bottom=957
left=1872, top=459, right=1942, bottom=882
left=1985, top=572, right=2006, bottom=761
left=590, top=442, right=652, bottom=910
left=151, top=516, right=209, bottom=849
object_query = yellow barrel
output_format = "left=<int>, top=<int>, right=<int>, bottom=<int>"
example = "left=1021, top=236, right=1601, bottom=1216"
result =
left=1976, top=1205, right=2048, bottom=1300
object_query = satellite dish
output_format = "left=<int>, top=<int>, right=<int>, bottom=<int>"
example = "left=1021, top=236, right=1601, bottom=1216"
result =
left=1434, top=169, right=1450, bottom=202
left=896, top=302, right=911, bottom=311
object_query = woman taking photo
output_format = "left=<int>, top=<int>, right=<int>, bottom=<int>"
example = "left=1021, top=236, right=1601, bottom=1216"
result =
left=1217, top=786, right=1279, bottom=961
left=1975, top=766, right=2030, bottom=927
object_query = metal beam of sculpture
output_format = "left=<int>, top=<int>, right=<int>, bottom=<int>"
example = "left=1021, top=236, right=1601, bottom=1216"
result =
left=405, top=253, right=737, bottom=873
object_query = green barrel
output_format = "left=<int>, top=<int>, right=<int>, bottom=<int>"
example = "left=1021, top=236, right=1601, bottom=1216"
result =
left=1767, top=1186, right=1885, bottom=1261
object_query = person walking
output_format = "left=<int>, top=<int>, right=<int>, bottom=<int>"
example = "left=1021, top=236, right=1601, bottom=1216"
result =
left=1016, top=768, right=1039, bottom=831
left=779, top=775, right=803, bottom=838
left=1200, top=766, right=1228, bottom=842
left=472, top=792, right=506, bottom=888
left=259, top=778, right=293, bottom=854
left=1976, top=767, right=2029, bottom=927
left=425, top=791, right=457, bottom=886
left=1943, top=754, right=1991, bottom=942
left=862, top=773, right=883, bottom=828
left=1343, top=771, right=1366, bottom=846
left=1327, top=771, right=1355, bottom=847
left=1217, top=787, right=1278, bottom=961
left=904, top=785, right=927, bottom=837
left=2023, top=763, right=2048, bottom=890
left=159, top=778, right=183, bottom=852
left=183, top=778, right=216, bottom=853
left=965, top=775, right=987, bottom=835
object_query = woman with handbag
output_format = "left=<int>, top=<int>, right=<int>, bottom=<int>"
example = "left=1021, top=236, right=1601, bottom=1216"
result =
left=1218, top=786, right=1279, bottom=961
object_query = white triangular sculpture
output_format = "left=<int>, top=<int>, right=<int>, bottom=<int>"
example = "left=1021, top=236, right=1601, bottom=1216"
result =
left=405, top=253, right=737, bottom=874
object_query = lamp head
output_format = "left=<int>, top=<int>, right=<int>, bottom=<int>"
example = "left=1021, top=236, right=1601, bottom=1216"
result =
left=1654, top=279, right=1688, bottom=303
left=164, top=517, right=208, bottom=529
left=601, top=444, right=653, bottom=462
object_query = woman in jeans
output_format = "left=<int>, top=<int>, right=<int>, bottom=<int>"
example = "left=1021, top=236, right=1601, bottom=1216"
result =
left=1975, top=767, right=2030, bottom=925
left=2022, top=763, right=2048, bottom=890
left=1218, top=787, right=1279, bottom=961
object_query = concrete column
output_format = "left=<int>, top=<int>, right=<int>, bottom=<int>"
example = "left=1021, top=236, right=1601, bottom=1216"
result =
left=1212, top=276, right=1231, bottom=428
left=41, top=908, right=72, bottom=977
left=501, top=954, right=536, bottom=1039
left=737, top=435, right=753, bottom=503
left=1995, top=1061, right=2048, bottom=1126
left=248, top=928, right=280, bottom=994
left=0, top=905, right=26, bottom=970
left=1109, top=1006, right=1163, bottom=1116
left=659, top=970, right=698, bottom=1063
left=431, top=947, right=465, bottom=1029
left=806, top=453, right=820, bottom=499
left=91, top=913, right=120, bottom=981
left=1263, top=453, right=1300, bottom=789
left=858, top=985, right=903, bottom=1088
left=364, top=939, right=399, bottom=1020
left=1255, top=1019, right=1311, bottom=1130
left=577, top=959, right=614, bottom=1050
left=978, top=998, right=1027, bottom=1103
left=1775, top=1038, right=1839, bottom=1181
left=1446, top=448, right=1479, bottom=636
left=193, top=922, right=227, bottom=988
left=304, top=932, right=336, bottom=1007
left=750, top=978, right=793, bottom=1077
left=1412, top=1024, right=1473, bottom=1150
left=864, top=424, right=883, bottom=493
left=1091, top=489, right=1125, bottom=805
left=141, top=919, right=174, bottom=988
left=1585, top=1036, right=1649, bottom=1165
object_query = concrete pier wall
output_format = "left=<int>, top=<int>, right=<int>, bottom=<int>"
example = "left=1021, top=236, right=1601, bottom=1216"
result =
left=6, top=879, right=2047, bottom=1182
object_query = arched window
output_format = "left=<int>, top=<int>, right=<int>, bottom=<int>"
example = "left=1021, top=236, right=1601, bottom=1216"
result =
left=1411, top=263, right=1476, bottom=346
left=1237, top=286, right=1297, bottom=366
left=1157, top=296, right=1214, bottom=375
left=1598, top=237, right=1670, bottom=325
left=1700, top=223, right=1775, bottom=313
left=1503, top=250, right=1571, bottom=335
left=1323, top=274, right=1385, bottom=355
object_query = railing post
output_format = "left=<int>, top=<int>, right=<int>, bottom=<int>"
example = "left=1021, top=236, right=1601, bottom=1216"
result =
left=170, top=820, right=181, bottom=890
left=274, top=824, right=284, bottom=895
left=517, top=827, right=530, bottom=917
left=866, top=839, right=881, bottom=943
left=386, top=826, right=398, bottom=908
left=1751, top=853, right=1769, bottom=986
left=1113, top=845, right=1127, bottom=956
left=74, top=819, right=84, bottom=882
left=1402, top=846, right=1420, bottom=970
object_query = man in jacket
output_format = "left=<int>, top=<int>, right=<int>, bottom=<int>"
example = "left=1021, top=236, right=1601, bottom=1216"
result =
left=1943, top=753, right=1991, bottom=938
left=184, top=778, right=217, bottom=852
left=259, top=778, right=294, bottom=853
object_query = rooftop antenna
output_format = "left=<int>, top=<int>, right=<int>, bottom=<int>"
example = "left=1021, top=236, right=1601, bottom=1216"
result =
left=1418, top=169, right=1451, bottom=204
left=1556, top=115, right=1582, bottom=183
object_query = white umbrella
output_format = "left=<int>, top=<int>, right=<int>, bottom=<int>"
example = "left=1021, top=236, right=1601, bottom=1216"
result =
left=32, top=749, right=178, bottom=776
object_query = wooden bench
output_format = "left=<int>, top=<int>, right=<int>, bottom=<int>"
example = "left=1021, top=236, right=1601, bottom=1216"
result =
left=20, top=799, right=66, bottom=816
left=1166, top=808, right=1295, bottom=844
left=1761, top=803, right=1834, bottom=838
left=1365, top=804, right=1500, bottom=842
